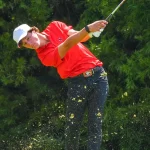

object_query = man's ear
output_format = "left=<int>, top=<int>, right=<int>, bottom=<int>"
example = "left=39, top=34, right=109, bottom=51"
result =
left=31, top=26, right=40, bottom=32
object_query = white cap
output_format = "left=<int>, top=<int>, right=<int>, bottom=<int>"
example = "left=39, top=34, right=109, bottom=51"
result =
left=13, top=24, right=31, bottom=46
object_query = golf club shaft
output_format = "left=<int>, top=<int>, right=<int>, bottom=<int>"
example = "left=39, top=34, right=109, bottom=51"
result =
left=92, top=0, right=126, bottom=37
left=105, top=0, right=126, bottom=21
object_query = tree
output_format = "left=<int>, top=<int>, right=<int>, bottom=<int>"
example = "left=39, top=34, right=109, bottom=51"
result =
left=0, top=0, right=150, bottom=149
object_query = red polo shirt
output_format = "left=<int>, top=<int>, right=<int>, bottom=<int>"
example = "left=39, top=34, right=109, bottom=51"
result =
left=36, top=21, right=103, bottom=79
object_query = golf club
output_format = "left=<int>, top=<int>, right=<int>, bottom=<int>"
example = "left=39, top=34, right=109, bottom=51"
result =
left=91, top=0, right=126, bottom=37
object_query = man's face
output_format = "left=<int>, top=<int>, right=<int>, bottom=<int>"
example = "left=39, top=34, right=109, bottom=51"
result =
left=21, top=31, right=40, bottom=49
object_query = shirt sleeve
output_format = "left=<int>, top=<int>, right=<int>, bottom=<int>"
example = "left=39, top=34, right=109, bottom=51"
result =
left=54, top=21, right=73, bottom=35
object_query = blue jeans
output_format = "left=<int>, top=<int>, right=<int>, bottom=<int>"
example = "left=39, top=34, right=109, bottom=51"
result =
left=65, top=66, right=109, bottom=150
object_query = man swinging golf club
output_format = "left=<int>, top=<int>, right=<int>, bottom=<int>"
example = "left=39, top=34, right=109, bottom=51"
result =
left=13, top=19, right=109, bottom=150
left=13, top=1, right=125, bottom=149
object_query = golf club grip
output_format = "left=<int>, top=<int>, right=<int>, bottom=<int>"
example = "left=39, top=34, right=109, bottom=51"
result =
left=92, top=13, right=113, bottom=37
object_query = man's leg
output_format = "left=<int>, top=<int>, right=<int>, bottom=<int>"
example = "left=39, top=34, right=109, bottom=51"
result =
left=87, top=69, right=109, bottom=150
left=65, top=79, right=88, bottom=150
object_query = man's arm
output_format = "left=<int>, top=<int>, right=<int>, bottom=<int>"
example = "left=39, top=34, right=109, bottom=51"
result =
left=68, top=29, right=91, bottom=42
left=58, top=20, right=108, bottom=59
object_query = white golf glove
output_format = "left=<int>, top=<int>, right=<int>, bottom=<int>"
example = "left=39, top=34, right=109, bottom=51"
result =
left=89, top=28, right=104, bottom=38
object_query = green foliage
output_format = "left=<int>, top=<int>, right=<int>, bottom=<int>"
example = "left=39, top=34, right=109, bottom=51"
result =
left=0, top=0, right=150, bottom=149
left=103, top=101, right=150, bottom=150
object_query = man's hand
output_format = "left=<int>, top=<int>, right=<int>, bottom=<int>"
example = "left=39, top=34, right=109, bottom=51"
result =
left=88, top=20, right=108, bottom=33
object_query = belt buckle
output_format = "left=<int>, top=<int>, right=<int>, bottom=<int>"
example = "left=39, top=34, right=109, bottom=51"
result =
left=83, top=69, right=93, bottom=77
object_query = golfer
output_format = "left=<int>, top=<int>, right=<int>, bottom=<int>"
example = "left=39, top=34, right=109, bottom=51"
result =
left=13, top=20, right=109, bottom=150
